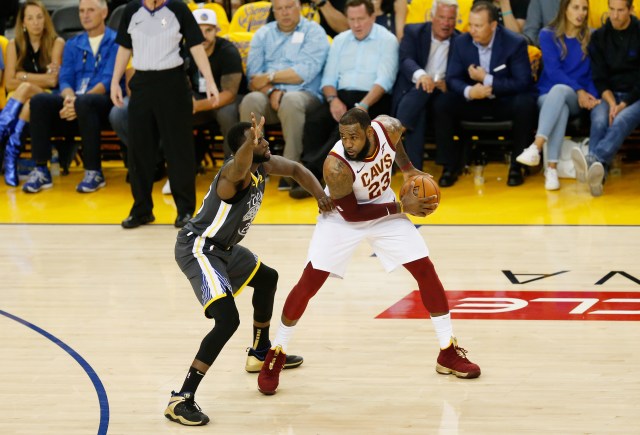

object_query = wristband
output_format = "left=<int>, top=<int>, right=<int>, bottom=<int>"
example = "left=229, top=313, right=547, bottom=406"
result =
left=355, top=101, right=369, bottom=111
left=268, top=71, right=275, bottom=83
left=501, top=10, right=513, bottom=16
left=326, top=95, right=337, bottom=103
left=266, top=87, right=276, bottom=97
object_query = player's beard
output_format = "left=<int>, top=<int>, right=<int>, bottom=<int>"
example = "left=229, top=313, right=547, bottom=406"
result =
left=344, top=136, right=371, bottom=162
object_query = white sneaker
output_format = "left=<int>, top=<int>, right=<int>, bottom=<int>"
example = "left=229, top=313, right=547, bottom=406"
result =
left=544, top=168, right=560, bottom=191
left=516, top=144, right=541, bottom=166
left=570, top=147, right=587, bottom=183
left=162, top=179, right=171, bottom=195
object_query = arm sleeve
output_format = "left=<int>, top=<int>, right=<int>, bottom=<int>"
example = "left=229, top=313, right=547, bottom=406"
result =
left=491, top=35, right=533, bottom=96
left=246, top=28, right=266, bottom=77
left=375, top=34, right=399, bottom=92
left=398, top=25, right=424, bottom=83
left=58, top=39, right=77, bottom=91
left=445, top=38, right=470, bottom=97
left=588, top=32, right=609, bottom=97
left=333, top=191, right=399, bottom=222
left=291, top=23, right=329, bottom=83
left=320, top=33, right=341, bottom=89
left=115, top=2, right=137, bottom=49
left=98, top=32, right=119, bottom=92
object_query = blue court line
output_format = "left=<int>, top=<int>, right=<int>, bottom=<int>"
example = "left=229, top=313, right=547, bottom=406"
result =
left=0, top=309, right=109, bottom=435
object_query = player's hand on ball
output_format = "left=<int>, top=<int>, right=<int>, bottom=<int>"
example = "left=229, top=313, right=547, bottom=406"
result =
left=401, top=182, right=438, bottom=217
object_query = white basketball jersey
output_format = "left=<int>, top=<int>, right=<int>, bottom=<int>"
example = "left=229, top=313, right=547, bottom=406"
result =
left=328, top=120, right=397, bottom=204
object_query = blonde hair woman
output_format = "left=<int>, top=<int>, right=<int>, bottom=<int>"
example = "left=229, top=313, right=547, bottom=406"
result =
left=0, top=0, right=64, bottom=186
left=515, top=0, right=598, bottom=190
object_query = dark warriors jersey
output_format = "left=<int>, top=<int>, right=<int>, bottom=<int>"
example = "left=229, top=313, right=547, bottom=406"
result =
left=184, top=164, right=267, bottom=249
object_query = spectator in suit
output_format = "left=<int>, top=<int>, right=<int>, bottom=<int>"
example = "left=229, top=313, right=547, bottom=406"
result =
left=522, top=0, right=560, bottom=45
left=516, top=0, right=599, bottom=191
left=393, top=0, right=459, bottom=170
left=239, top=0, right=329, bottom=189
left=290, top=0, right=398, bottom=198
left=433, top=0, right=537, bottom=187
left=22, top=0, right=119, bottom=194
left=571, top=0, right=640, bottom=196
left=0, top=0, right=64, bottom=187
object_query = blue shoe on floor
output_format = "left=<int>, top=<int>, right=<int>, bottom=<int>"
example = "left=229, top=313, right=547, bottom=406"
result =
left=22, top=167, right=52, bottom=193
left=76, top=170, right=106, bottom=193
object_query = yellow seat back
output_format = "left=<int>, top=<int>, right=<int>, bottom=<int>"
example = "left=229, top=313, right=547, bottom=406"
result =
left=0, top=35, right=9, bottom=108
left=222, top=31, right=254, bottom=73
left=188, top=2, right=230, bottom=36
left=229, top=1, right=272, bottom=33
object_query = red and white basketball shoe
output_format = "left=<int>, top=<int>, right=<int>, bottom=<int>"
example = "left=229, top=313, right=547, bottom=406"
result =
left=436, top=338, right=481, bottom=379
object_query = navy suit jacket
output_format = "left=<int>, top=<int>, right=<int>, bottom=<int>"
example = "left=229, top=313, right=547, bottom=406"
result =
left=446, top=25, right=535, bottom=98
left=391, top=22, right=460, bottom=115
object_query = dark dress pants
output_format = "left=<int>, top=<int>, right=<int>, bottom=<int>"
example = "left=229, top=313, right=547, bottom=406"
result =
left=434, top=92, right=537, bottom=171
left=30, top=92, right=112, bottom=170
left=127, top=67, right=195, bottom=217
left=395, top=87, right=442, bottom=170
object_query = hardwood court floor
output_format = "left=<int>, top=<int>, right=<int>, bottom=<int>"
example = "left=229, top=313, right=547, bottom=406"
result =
left=1, top=160, right=639, bottom=434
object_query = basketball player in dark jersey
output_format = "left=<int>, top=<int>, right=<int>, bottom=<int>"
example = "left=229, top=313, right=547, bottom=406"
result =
left=165, top=113, right=334, bottom=426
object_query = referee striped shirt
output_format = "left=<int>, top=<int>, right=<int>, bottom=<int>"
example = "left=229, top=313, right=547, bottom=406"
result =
left=116, top=0, right=204, bottom=71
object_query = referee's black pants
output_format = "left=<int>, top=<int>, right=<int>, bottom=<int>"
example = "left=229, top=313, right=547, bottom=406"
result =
left=127, top=67, right=195, bottom=217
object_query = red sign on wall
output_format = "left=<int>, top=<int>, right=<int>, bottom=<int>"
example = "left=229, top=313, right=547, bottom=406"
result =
left=376, top=291, right=640, bottom=321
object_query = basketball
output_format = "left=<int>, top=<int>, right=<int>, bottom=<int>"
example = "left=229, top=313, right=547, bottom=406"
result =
left=400, top=175, right=440, bottom=203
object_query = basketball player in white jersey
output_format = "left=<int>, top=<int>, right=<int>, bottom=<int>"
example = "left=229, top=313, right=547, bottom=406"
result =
left=258, top=108, right=481, bottom=395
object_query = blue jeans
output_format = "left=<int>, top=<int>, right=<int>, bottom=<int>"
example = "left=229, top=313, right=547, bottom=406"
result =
left=589, top=92, right=640, bottom=167
left=537, top=84, right=580, bottom=162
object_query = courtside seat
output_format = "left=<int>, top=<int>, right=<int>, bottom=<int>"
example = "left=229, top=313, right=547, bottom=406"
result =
left=51, top=5, right=83, bottom=40
left=0, top=35, right=8, bottom=108
left=229, top=1, right=272, bottom=33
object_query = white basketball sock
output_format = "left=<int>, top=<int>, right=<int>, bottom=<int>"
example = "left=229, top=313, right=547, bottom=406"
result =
left=272, top=320, right=295, bottom=353
left=430, top=313, right=454, bottom=349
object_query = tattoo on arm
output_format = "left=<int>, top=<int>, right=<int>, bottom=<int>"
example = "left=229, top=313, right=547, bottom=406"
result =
left=375, top=115, right=404, bottom=146
left=324, top=156, right=354, bottom=199
left=220, top=73, right=241, bottom=94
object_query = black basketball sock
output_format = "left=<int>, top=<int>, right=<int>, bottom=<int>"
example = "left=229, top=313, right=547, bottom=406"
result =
left=253, top=325, right=270, bottom=350
left=180, top=366, right=205, bottom=395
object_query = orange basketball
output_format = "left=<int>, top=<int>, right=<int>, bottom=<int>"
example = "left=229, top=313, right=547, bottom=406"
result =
left=400, top=175, right=441, bottom=203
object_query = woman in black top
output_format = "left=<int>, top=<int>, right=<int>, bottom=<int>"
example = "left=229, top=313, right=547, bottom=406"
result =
left=110, top=0, right=219, bottom=229
left=0, top=0, right=64, bottom=186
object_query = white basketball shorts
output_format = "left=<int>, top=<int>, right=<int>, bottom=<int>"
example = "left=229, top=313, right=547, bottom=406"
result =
left=307, top=211, right=429, bottom=278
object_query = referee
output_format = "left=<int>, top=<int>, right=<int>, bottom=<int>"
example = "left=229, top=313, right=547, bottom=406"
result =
left=111, top=0, right=219, bottom=229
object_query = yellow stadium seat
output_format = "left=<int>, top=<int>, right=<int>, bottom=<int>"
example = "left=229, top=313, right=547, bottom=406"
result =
left=222, top=31, right=254, bottom=73
left=300, top=3, right=321, bottom=24
left=188, top=2, right=230, bottom=36
left=0, top=35, right=8, bottom=108
left=405, top=0, right=472, bottom=32
left=229, top=1, right=272, bottom=33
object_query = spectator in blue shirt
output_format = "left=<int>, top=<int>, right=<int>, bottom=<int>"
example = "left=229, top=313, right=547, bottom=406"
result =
left=22, top=0, right=120, bottom=194
left=516, top=0, right=598, bottom=191
left=239, top=0, right=329, bottom=188
left=290, top=0, right=398, bottom=198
